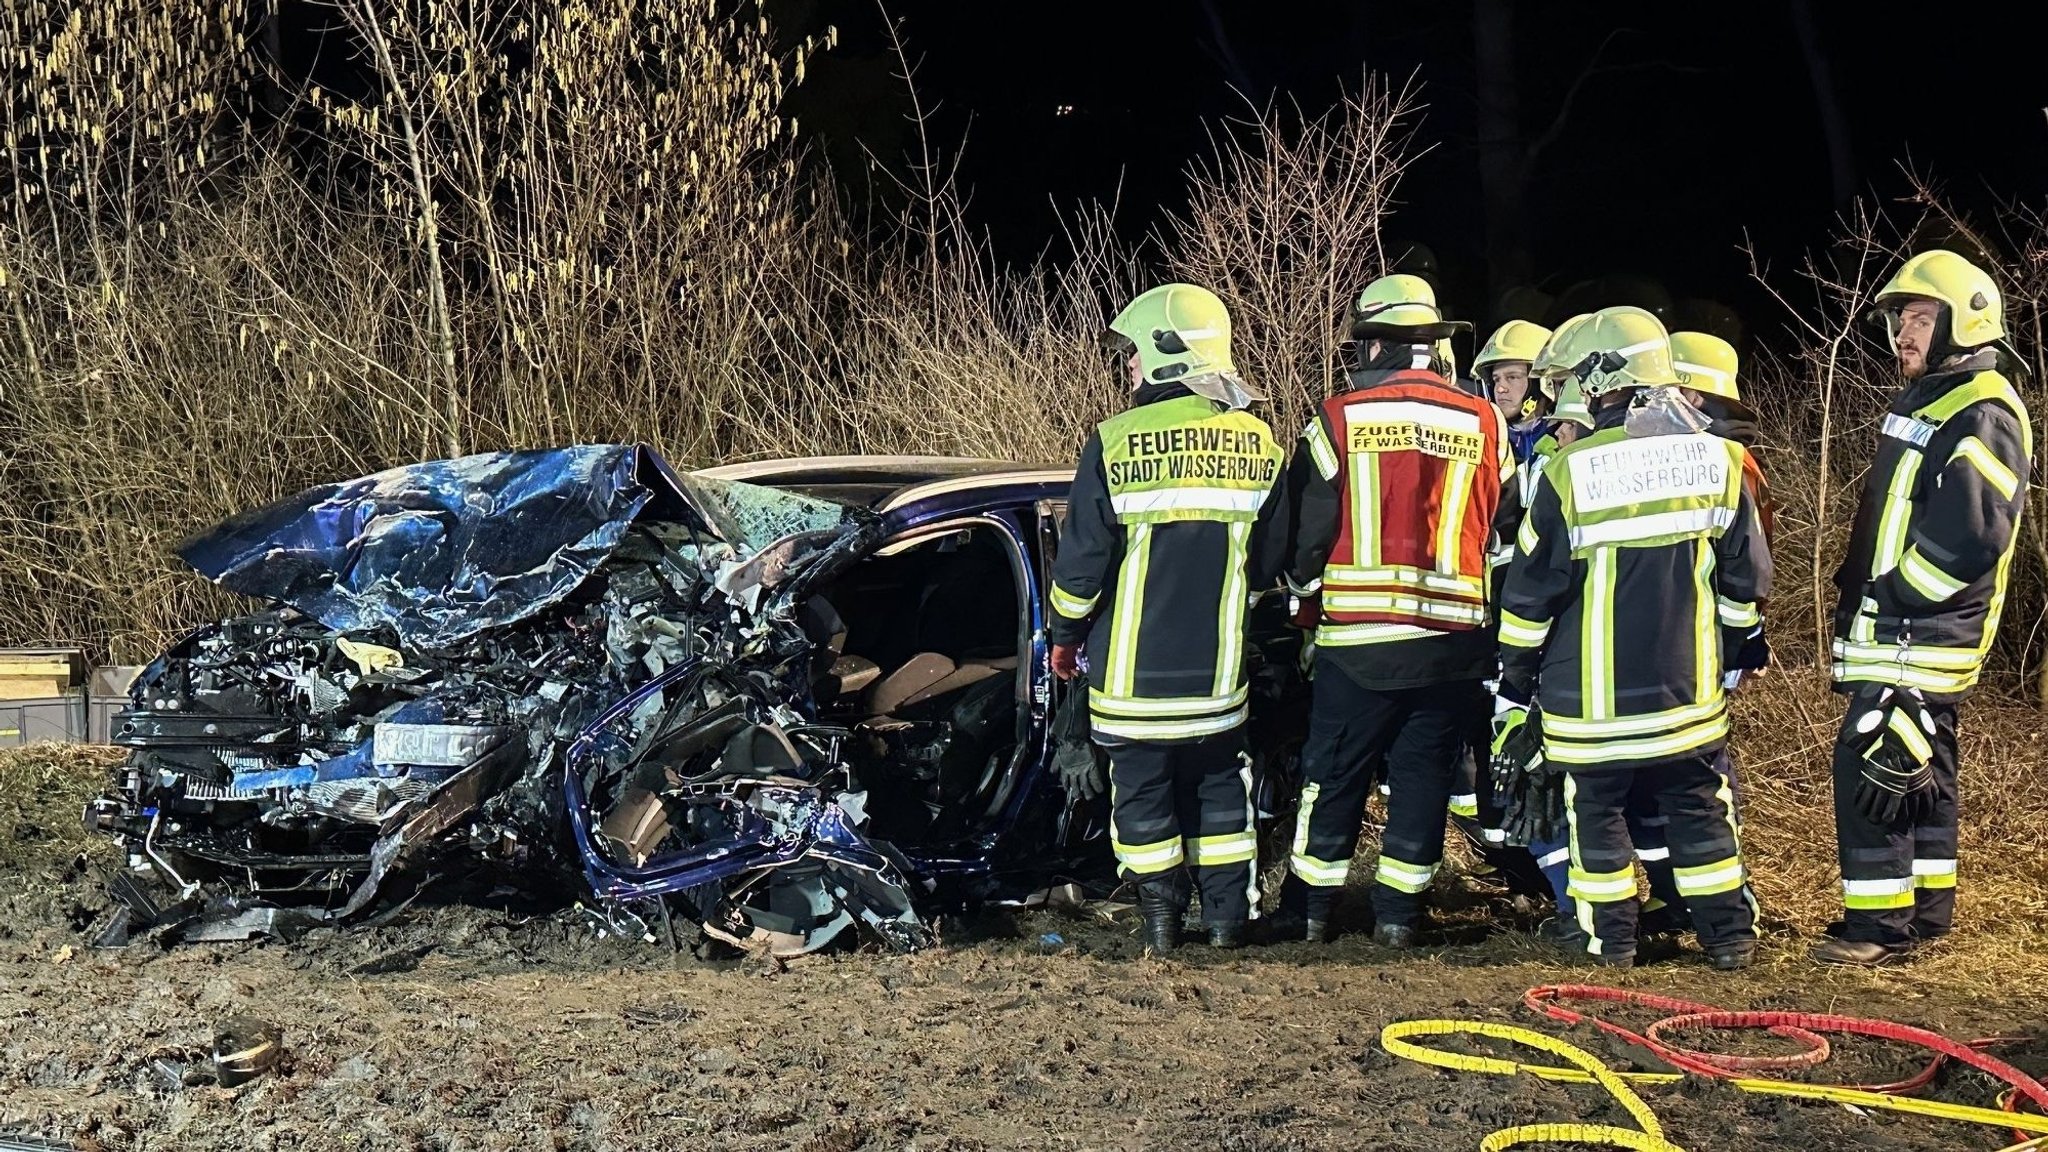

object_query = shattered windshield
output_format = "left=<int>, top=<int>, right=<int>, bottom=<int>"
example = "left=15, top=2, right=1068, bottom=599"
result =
left=677, top=473, right=855, bottom=553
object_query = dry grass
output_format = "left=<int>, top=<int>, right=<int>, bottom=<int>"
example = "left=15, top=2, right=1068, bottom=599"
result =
left=0, top=743, right=119, bottom=873
left=1732, top=667, right=2048, bottom=993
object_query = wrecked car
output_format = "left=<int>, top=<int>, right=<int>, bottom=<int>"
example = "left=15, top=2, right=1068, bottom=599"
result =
left=86, top=446, right=1305, bottom=955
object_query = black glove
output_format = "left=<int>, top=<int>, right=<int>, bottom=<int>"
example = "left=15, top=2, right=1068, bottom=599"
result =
left=1050, top=685, right=1106, bottom=801
left=1488, top=692, right=1561, bottom=846
left=1052, top=740, right=1107, bottom=801
left=1847, top=687, right=1939, bottom=826
left=1732, top=625, right=1770, bottom=672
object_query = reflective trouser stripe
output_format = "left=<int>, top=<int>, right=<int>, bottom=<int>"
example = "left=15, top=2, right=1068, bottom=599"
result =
left=1843, top=877, right=1916, bottom=910
left=1114, top=837, right=1184, bottom=874
left=1375, top=856, right=1438, bottom=894
left=1566, top=867, right=1638, bottom=903
left=1913, top=858, right=1958, bottom=890
left=1189, top=831, right=1257, bottom=866
left=1448, top=792, right=1479, bottom=818
left=1291, top=782, right=1351, bottom=887
left=1291, top=856, right=1350, bottom=886
left=1634, top=846, right=1671, bottom=862
left=1537, top=847, right=1570, bottom=869
left=1673, top=857, right=1745, bottom=897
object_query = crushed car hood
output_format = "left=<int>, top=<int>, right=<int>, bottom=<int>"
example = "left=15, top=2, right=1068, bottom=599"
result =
left=176, top=444, right=860, bottom=651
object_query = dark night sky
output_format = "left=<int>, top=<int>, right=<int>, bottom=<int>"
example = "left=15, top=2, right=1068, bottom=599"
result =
left=779, top=0, right=2048, bottom=345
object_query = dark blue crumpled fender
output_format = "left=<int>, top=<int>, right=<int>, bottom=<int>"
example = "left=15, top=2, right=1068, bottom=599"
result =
left=176, top=445, right=702, bottom=651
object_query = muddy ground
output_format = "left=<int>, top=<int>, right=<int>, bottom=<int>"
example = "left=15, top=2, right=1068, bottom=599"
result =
left=4, top=757, right=2046, bottom=1151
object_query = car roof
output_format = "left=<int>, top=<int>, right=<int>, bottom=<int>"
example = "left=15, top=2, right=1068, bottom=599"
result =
left=691, top=455, right=1071, bottom=510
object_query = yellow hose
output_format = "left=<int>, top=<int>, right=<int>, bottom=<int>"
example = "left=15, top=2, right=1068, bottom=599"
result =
left=1382, top=1019, right=1686, bottom=1151
left=1381, top=1018, right=2048, bottom=1151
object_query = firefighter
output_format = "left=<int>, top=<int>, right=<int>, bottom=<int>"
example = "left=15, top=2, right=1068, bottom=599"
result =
left=1672, top=331, right=1775, bottom=540
left=1046, top=283, right=1290, bottom=954
left=1533, top=314, right=1595, bottom=403
left=1813, top=250, right=2031, bottom=967
left=1609, top=331, right=1774, bottom=938
left=1477, top=319, right=1556, bottom=463
left=1277, top=273, right=1518, bottom=947
left=1496, top=305, right=1771, bottom=969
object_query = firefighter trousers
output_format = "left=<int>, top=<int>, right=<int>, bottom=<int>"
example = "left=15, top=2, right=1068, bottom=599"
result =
left=1107, top=732, right=1259, bottom=925
left=1564, top=755, right=1758, bottom=960
left=1288, top=669, right=1479, bottom=926
left=1830, top=698, right=1959, bottom=946
left=1539, top=749, right=1747, bottom=924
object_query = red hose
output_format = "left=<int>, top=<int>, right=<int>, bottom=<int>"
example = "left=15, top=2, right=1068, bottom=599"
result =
left=1526, top=985, right=2048, bottom=1145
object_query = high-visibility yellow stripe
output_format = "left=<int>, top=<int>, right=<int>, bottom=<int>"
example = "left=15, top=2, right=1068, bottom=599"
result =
left=1541, top=696, right=1725, bottom=739
left=1545, top=713, right=1729, bottom=765
left=1437, top=459, right=1474, bottom=574
left=1213, top=520, right=1251, bottom=698
left=1376, top=856, right=1439, bottom=894
left=1107, top=523, right=1152, bottom=696
left=1322, top=591, right=1487, bottom=623
left=1913, top=858, right=1957, bottom=890
left=1843, top=876, right=1915, bottom=910
left=1567, top=866, right=1639, bottom=903
left=1324, top=565, right=1487, bottom=594
left=1361, top=453, right=1382, bottom=565
left=1898, top=548, right=1968, bottom=602
left=1716, top=597, right=1760, bottom=629
left=1499, top=609, right=1551, bottom=648
left=1090, top=684, right=1248, bottom=717
left=1517, top=505, right=1541, bottom=554
left=1050, top=583, right=1098, bottom=619
left=1113, top=836, right=1185, bottom=874
left=1692, top=537, right=1715, bottom=706
left=1886, top=705, right=1934, bottom=762
left=1673, top=857, right=1745, bottom=896
left=1832, top=637, right=1982, bottom=669
left=1952, top=435, right=2020, bottom=500
left=1316, top=621, right=1439, bottom=646
left=1831, top=660, right=1978, bottom=694
left=1189, top=831, right=1257, bottom=866
left=1091, top=706, right=1248, bottom=742
left=1305, top=417, right=1340, bottom=480
left=1871, top=453, right=1922, bottom=578
left=1291, top=856, right=1350, bottom=886
left=1585, top=549, right=1616, bottom=721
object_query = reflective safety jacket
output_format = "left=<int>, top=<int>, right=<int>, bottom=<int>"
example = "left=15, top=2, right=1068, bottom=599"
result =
left=1497, top=413, right=1772, bottom=771
left=1049, top=385, right=1291, bottom=743
left=1289, top=369, right=1516, bottom=650
left=1831, top=353, right=2031, bottom=701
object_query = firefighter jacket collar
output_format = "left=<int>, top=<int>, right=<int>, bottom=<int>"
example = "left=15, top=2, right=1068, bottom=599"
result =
left=1900, top=349, right=1999, bottom=406
left=1131, top=381, right=1201, bottom=409
left=1344, top=364, right=1452, bottom=394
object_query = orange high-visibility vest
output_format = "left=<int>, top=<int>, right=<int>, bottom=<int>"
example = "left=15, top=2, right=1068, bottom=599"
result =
left=1303, top=372, right=1509, bottom=641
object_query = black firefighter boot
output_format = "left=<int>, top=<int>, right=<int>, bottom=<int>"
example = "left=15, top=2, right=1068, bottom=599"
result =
left=1136, top=875, right=1187, bottom=954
